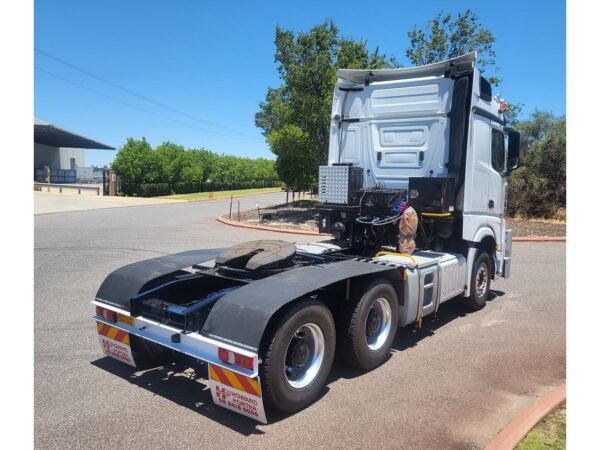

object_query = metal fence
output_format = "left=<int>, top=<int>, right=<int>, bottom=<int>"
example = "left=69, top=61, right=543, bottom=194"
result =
left=34, top=168, right=77, bottom=183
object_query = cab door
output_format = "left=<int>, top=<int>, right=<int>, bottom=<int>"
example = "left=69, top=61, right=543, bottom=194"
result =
left=461, top=114, right=503, bottom=249
left=463, top=115, right=491, bottom=215
left=489, top=127, right=506, bottom=217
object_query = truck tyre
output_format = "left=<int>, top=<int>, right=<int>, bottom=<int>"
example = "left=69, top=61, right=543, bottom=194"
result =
left=337, top=278, right=399, bottom=370
left=261, top=298, right=335, bottom=413
left=466, top=251, right=491, bottom=311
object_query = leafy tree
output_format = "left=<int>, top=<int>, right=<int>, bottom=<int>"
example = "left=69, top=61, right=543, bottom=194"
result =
left=503, top=102, right=524, bottom=127
left=180, top=150, right=205, bottom=183
left=267, top=124, right=319, bottom=192
left=507, top=112, right=566, bottom=218
left=255, top=87, right=292, bottom=137
left=112, top=138, right=278, bottom=196
left=514, top=111, right=557, bottom=150
left=155, top=141, right=186, bottom=184
left=406, top=9, right=499, bottom=84
left=111, top=138, right=159, bottom=192
left=257, top=20, right=395, bottom=190
left=189, top=148, right=219, bottom=182
left=252, top=157, right=279, bottom=181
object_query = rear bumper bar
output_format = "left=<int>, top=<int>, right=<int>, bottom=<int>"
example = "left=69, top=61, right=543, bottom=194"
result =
left=92, top=301, right=259, bottom=378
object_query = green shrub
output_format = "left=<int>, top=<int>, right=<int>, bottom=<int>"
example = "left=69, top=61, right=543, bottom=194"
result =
left=137, top=183, right=171, bottom=197
left=112, top=138, right=280, bottom=196
left=507, top=112, right=566, bottom=219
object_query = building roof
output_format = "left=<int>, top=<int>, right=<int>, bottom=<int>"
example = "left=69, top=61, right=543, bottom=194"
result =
left=337, top=52, right=477, bottom=84
left=34, top=118, right=115, bottom=149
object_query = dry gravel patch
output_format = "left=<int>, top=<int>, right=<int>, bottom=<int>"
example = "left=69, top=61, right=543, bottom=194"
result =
left=231, top=200, right=566, bottom=237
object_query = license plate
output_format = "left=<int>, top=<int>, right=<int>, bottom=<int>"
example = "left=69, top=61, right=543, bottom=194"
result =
left=96, top=322, right=136, bottom=367
left=117, top=313, right=135, bottom=327
left=208, top=363, right=266, bottom=423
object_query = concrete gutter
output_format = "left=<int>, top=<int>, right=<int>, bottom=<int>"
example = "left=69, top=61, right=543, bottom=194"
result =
left=513, top=236, right=565, bottom=242
left=159, top=188, right=282, bottom=202
left=217, top=215, right=328, bottom=236
left=485, top=383, right=566, bottom=450
left=217, top=215, right=566, bottom=241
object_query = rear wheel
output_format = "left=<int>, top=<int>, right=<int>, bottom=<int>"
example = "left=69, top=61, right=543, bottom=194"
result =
left=261, top=298, right=335, bottom=413
left=465, top=251, right=491, bottom=311
left=337, top=278, right=399, bottom=370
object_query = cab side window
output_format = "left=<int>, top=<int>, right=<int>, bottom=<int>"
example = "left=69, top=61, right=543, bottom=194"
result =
left=491, top=129, right=505, bottom=173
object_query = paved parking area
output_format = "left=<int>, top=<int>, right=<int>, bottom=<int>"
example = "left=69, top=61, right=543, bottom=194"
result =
left=34, top=191, right=185, bottom=215
left=34, top=190, right=290, bottom=215
left=34, top=194, right=565, bottom=449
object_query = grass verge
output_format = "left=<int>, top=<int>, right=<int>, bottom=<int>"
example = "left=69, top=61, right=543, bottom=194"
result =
left=158, top=187, right=281, bottom=201
left=516, top=405, right=566, bottom=450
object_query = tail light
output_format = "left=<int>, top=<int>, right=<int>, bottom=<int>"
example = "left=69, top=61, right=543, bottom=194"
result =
left=218, top=347, right=254, bottom=370
left=96, top=305, right=117, bottom=322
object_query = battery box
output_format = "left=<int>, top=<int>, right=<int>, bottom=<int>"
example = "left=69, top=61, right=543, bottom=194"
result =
left=408, top=177, right=455, bottom=213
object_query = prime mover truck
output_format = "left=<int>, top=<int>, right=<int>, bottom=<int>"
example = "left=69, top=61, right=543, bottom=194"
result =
left=93, top=52, right=520, bottom=423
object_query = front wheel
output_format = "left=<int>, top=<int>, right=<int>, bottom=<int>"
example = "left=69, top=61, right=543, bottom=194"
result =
left=337, top=278, right=399, bottom=370
left=465, top=251, right=491, bottom=311
left=261, top=298, right=335, bottom=413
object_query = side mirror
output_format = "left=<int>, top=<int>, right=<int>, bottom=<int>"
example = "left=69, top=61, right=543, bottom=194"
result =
left=507, top=130, right=520, bottom=171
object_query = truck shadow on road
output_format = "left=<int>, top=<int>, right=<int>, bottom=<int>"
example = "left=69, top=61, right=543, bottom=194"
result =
left=327, top=290, right=505, bottom=380
left=91, top=289, right=503, bottom=433
left=91, top=357, right=273, bottom=435
left=393, top=289, right=505, bottom=352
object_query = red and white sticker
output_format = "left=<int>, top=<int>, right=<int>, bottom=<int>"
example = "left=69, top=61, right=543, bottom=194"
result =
left=96, top=322, right=136, bottom=367
left=208, top=363, right=266, bottom=423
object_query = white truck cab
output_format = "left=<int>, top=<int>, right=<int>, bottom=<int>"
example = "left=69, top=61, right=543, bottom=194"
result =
left=319, top=51, right=520, bottom=298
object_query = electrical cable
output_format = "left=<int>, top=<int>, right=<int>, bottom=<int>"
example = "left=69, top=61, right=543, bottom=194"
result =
left=35, top=48, right=254, bottom=139
left=35, top=66, right=251, bottom=140
left=358, top=189, right=367, bottom=216
left=355, top=212, right=402, bottom=226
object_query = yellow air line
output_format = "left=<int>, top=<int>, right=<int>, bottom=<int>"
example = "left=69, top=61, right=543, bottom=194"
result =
left=374, top=251, right=418, bottom=266
left=420, top=212, right=453, bottom=218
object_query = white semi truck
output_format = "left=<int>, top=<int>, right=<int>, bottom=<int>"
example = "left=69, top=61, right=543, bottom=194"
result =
left=93, top=52, right=520, bottom=423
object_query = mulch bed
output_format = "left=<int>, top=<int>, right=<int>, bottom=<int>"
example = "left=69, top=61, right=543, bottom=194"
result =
left=505, top=217, right=565, bottom=237
left=229, top=200, right=565, bottom=237
left=231, top=200, right=320, bottom=232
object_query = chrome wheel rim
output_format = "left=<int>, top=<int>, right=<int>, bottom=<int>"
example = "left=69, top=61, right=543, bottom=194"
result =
left=284, top=323, right=325, bottom=389
left=365, top=298, right=393, bottom=351
left=476, top=263, right=488, bottom=297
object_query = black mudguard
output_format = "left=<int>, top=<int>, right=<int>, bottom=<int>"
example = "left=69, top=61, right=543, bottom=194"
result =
left=202, top=259, right=398, bottom=351
left=95, top=249, right=223, bottom=311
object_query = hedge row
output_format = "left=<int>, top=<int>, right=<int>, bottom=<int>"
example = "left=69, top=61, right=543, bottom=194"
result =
left=123, top=179, right=281, bottom=197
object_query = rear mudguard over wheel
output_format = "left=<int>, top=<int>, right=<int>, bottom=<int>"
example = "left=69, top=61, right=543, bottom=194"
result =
left=337, top=278, right=399, bottom=370
left=261, top=298, right=336, bottom=413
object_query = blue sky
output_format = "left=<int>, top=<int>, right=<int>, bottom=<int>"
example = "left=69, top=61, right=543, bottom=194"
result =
left=34, top=0, right=565, bottom=167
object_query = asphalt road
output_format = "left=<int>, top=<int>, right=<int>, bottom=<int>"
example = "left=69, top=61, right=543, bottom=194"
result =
left=34, top=192, right=565, bottom=449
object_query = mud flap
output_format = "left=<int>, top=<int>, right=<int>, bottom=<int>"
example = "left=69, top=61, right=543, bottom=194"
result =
left=97, top=322, right=136, bottom=367
left=208, top=363, right=267, bottom=424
